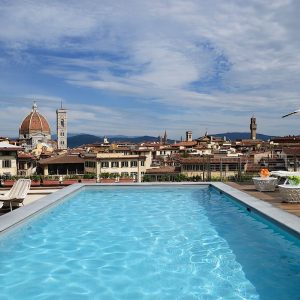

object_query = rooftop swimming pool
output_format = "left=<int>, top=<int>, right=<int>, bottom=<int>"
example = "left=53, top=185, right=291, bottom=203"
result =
left=0, top=185, right=299, bottom=299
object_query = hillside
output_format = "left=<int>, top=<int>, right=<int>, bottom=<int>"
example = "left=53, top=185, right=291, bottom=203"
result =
left=213, top=132, right=273, bottom=141
left=68, top=134, right=102, bottom=148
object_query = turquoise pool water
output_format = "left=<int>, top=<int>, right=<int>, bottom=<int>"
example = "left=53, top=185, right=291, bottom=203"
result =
left=0, top=186, right=299, bottom=299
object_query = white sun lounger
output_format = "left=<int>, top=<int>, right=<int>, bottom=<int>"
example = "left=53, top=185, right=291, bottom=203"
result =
left=0, top=179, right=31, bottom=211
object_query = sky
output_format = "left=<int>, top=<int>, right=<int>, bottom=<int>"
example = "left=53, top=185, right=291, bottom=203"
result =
left=0, top=0, right=300, bottom=139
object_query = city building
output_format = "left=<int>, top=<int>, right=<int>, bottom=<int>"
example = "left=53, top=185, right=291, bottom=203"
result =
left=83, top=152, right=148, bottom=182
left=38, top=155, right=84, bottom=176
left=0, top=142, right=22, bottom=177
left=19, top=102, right=51, bottom=150
left=179, top=156, right=247, bottom=179
left=18, top=153, right=37, bottom=177
left=144, top=166, right=181, bottom=181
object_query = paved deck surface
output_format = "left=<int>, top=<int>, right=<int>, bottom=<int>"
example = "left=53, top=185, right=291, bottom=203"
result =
left=226, top=182, right=300, bottom=217
left=0, top=188, right=60, bottom=215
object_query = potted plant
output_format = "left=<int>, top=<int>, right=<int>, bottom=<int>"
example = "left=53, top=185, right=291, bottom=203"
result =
left=288, top=176, right=300, bottom=186
left=260, top=168, right=270, bottom=178
left=42, top=176, right=61, bottom=186
left=100, top=173, right=115, bottom=183
left=62, top=175, right=79, bottom=186
left=2, top=176, right=17, bottom=187
left=119, top=174, right=134, bottom=183
left=80, top=173, right=97, bottom=183
left=30, top=175, right=41, bottom=187
left=100, top=178, right=115, bottom=183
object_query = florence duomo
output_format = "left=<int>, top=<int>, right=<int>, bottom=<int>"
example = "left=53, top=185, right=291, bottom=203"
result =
left=18, top=101, right=67, bottom=151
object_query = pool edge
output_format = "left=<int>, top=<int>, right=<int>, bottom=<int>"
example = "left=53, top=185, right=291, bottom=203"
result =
left=211, top=182, right=300, bottom=238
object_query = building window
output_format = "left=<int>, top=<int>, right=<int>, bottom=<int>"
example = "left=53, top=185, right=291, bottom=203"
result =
left=131, top=161, right=138, bottom=167
left=130, top=172, right=137, bottom=178
left=121, top=161, right=128, bottom=168
left=111, top=161, right=119, bottom=168
left=101, top=161, right=109, bottom=168
left=2, top=160, right=11, bottom=168
left=85, top=161, right=96, bottom=168
left=141, top=161, right=145, bottom=166
left=19, top=162, right=26, bottom=170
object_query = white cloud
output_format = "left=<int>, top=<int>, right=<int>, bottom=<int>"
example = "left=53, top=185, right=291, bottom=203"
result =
left=0, top=0, right=300, bottom=137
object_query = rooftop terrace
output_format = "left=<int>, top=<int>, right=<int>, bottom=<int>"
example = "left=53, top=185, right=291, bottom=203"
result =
left=226, top=181, right=300, bottom=217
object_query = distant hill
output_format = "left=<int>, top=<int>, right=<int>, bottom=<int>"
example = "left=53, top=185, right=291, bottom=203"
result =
left=67, top=132, right=273, bottom=148
left=68, top=134, right=102, bottom=148
left=213, top=132, right=273, bottom=141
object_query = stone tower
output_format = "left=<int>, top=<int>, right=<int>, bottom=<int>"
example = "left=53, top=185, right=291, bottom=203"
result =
left=56, top=103, right=67, bottom=150
left=250, top=116, right=257, bottom=140
left=163, top=130, right=167, bottom=144
left=186, top=131, right=192, bottom=142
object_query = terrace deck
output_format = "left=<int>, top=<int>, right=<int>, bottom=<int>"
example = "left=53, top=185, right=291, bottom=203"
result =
left=226, top=182, right=300, bottom=217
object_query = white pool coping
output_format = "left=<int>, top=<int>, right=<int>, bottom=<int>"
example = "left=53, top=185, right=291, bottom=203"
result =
left=0, top=182, right=299, bottom=238
left=212, top=182, right=300, bottom=238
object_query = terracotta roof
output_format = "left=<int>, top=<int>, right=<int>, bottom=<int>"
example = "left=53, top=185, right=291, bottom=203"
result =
left=158, top=147, right=179, bottom=150
left=96, top=155, right=146, bottom=161
left=179, top=157, right=247, bottom=164
left=282, top=147, right=300, bottom=155
left=174, top=141, right=197, bottom=147
left=194, top=146, right=209, bottom=150
left=140, top=143, right=160, bottom=148
left=131, top=149, right=152, bottom=153
left=271, top=136, right=300, bottom=142
left=145, top=167, right=180, bottom=174
left=109, top=147, right=131, bottom=151
left=18, top=153, right=35, bottom=159
left=39, top=155, right=84, bottom=165
left=236, top=140, right=262, bottom=145
left=19, top=105, right=51, bottom=135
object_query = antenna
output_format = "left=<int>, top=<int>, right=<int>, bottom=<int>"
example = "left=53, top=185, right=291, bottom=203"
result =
left=61, top=100, right=63, bottom=109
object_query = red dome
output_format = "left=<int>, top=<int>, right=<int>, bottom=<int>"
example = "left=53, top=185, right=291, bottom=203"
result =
left=19, top=103, right=51, bottom=135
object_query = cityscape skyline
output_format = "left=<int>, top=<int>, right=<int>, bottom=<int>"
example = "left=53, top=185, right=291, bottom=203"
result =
left=0, top=1, right=300, bottom=138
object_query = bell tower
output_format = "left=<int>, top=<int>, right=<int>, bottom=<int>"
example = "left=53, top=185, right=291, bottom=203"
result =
left=56, top=102, right=67, bottom=150
left=250, top=116, right=257, bottom=140
left=186, top=131, right=192, bottom=142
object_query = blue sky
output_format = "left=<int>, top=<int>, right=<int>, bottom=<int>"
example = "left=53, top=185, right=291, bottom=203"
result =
left=0, top=0, right=300, bottom=139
